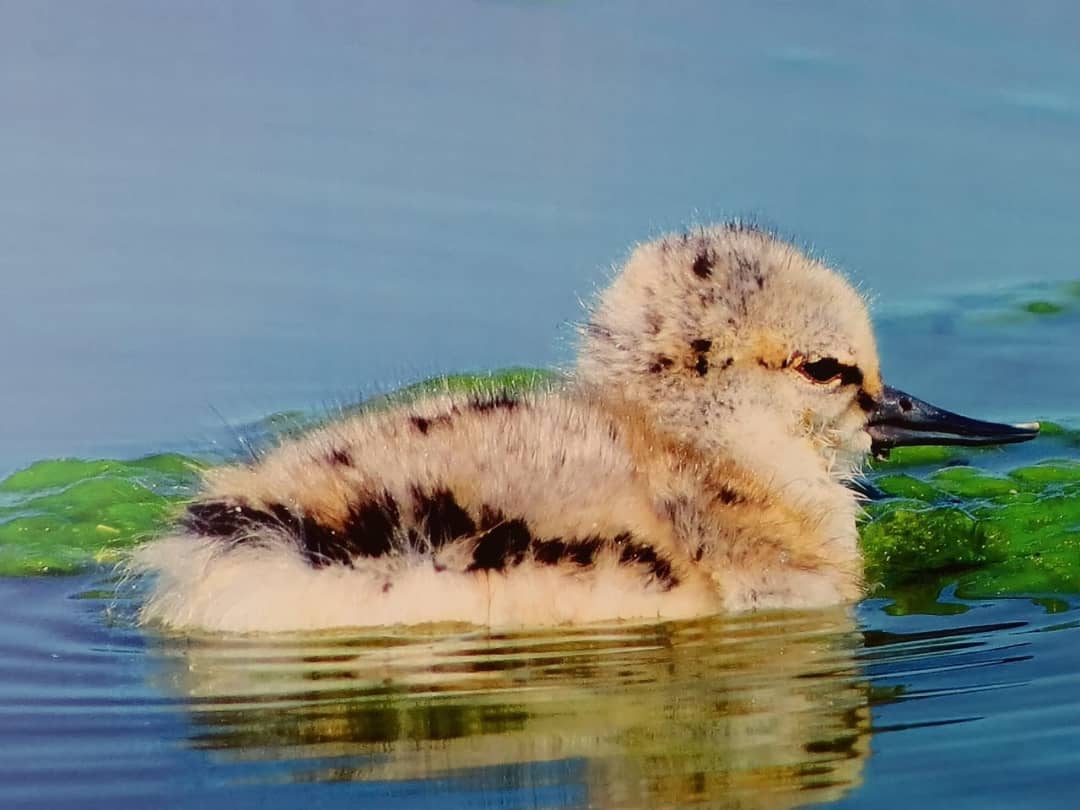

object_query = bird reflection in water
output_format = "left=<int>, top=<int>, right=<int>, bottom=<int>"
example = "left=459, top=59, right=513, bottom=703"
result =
left=146, top=607, right=877, bottom=809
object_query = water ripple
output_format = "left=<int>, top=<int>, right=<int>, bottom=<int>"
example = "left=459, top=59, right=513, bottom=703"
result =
left=2, top=577, right=1080, bottom=808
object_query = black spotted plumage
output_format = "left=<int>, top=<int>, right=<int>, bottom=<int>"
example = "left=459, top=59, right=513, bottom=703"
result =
left=184, top=493, right=404, bottom=568
left=183, top=454, right=680, bottom=590
left=412, top=488, right=478, bottom=548
left=468, top=518, right=533, bottom=571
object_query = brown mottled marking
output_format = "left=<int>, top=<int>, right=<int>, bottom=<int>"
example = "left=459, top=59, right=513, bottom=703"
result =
left=692, top=251, right=713, bottom=278
left=328, top=448, right=353, bottom=466
left=645, top=310, right=664, bottom=335
left=649, top=356, right=675, bottom=374
left=731, top=249, right=760, bottom=279
left=411, top=413, right=454, bottom=435
left=717, top=485, right=743, bottom=505
left=584, top=322, right=613, bottom=341
left=469, top=392, right=520, bottom=414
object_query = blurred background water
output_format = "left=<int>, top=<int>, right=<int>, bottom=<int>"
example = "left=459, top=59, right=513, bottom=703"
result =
left=2, top=2, right=1080, bottom=808
left=3, top=0, right=1079, bottom=467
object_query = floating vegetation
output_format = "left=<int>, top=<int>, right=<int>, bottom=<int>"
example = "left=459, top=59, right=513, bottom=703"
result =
left=1, top=371, right=1078, bottom=615
left=864, top=422, right=1080, bottom=611
left=1023, top=300, right=1065, bottom=316
left=0, top=454, right=203, bottom=576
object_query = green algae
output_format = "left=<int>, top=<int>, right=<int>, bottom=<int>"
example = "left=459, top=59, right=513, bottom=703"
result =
left=1, top=369, right=1079, bottom=614
left=872, top=474, right=945, bottom=502
left=929, top=467, right=1019, bottom=498
left=1023, top=300, right=1066, bottom=316
left=1008, top=459, right=1080, bottom=486
left=0, top=453, right=201, bottom=494
left=872, top=444, right=969, bottom=468
left=860, top=450, right=1080, bottom=610
left=961, top=280, right=1080, bottom=327
left=0, top=454, right=202, bottom=575
left=385, top=367, right=558, bottom=401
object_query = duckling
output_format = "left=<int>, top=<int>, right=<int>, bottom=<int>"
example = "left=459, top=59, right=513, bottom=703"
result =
left=133, top=224, right=1038, bottom=632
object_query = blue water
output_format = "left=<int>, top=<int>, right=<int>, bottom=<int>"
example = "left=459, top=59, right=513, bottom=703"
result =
left=2, top=2, right=1080, bottom=808
left=3, top=1, right=1079, bottom=466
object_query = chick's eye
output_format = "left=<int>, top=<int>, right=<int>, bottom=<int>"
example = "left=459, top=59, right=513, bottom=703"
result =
left=797, top=358, right=863, bottom=386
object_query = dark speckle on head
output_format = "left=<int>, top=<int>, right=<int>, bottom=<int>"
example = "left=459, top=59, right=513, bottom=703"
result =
left=584, top=322, right=613, bottom=342
left=690, top=338, right=712, bottom=353
left=695, top=355, right=709, bottom=376
left=732, top=249, right=759, bottom=279
left=327, top=448, right=353, bottom=466
left=692, top=250, right=713, bottom=278
left=410, top=416, right=431, bottom=435
left=645, top=310, right=664, bottom=335
left=717, top=485, right=744, bottom=505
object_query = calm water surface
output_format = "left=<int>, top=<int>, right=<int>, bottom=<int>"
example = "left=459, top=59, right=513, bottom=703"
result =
left=2, top=3, right=1080, bottom=808
left=4, top=577, right=1079, bottom=809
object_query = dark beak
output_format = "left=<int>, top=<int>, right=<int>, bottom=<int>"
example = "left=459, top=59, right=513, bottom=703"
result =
left=867, top=385, right=1040, bottom=456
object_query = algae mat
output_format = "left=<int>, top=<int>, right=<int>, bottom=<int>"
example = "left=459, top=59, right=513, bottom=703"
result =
left=3, top=368, right=1079, bottom=613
